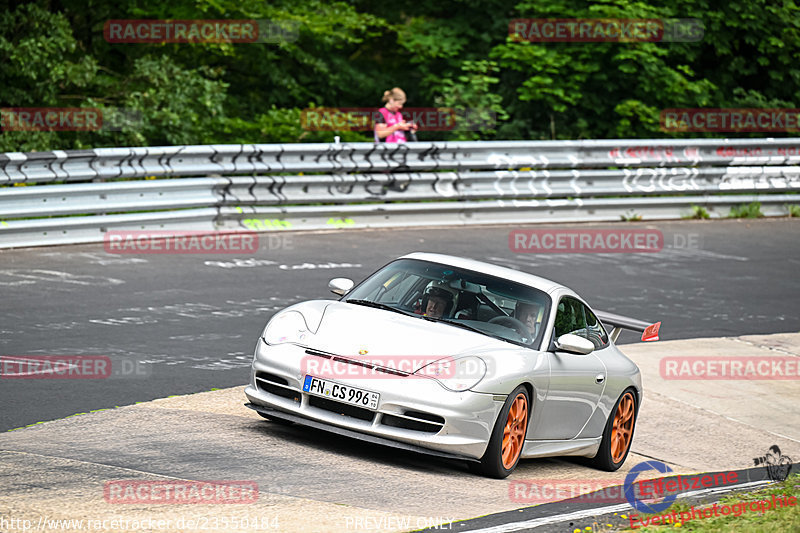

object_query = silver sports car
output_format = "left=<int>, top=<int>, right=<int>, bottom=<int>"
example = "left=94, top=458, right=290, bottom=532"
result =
left=245, top=253, right=660, bottom=478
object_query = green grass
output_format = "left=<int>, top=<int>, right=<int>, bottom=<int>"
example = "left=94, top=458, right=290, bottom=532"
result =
left=786, top=204, right=800, bottom=217
left=620, top=210, right=643, bottom=221
left=728, top=201, right=764, bottom=218
left=682, top=205, right=711, bottom=220
left=620, top=473, right=800, bottom=532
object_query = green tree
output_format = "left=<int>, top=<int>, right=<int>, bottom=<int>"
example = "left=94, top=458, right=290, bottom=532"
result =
left=1, top=0, right=798, bottom=150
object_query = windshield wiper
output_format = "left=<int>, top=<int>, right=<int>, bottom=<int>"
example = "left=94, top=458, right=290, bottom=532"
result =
left=345, top=299, right=413, bottom=316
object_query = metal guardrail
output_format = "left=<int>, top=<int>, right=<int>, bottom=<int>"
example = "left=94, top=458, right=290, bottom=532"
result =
left=1, top=139, right=799, bottom=248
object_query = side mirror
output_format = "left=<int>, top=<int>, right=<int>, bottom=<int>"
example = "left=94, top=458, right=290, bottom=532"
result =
left=554, top=333, right=595, bottom=355
left=328, top=277, right=354, bottom=296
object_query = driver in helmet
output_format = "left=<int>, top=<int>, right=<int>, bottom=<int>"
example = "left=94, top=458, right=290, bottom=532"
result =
left=416, top=282, right=458, bottom=319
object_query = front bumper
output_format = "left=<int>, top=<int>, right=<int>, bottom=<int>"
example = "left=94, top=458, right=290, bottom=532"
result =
left=244, top=339, right=505, bottom=460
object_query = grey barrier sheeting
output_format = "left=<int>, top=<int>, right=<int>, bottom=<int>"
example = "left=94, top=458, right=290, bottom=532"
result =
left=1, top=139, right=799, bottom=248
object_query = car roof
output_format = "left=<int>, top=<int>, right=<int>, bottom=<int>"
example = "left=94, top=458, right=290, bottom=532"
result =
left=399, top=252, right=566, bottom=294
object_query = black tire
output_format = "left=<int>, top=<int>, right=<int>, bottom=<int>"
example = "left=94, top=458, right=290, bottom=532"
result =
left=257, top=412, right=295, bottom=426
left=590, top=389, right=637, bottom=471
left=470, top=385, right=530, bottom=478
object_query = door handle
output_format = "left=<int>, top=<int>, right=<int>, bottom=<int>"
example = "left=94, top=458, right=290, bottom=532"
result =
left=595, top=373, right=605, bottom=384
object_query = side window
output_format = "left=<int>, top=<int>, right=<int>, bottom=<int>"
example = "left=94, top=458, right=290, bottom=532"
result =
left=554, top=297, right=586, bottom=339
left=554, top=297, right=609, bottom=350
left=584, top=306, right=609, bottom=350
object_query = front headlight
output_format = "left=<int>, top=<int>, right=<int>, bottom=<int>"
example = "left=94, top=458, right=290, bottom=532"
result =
left=263, top=311, right=312, bottom=346
left=415, top=355, right=487, bottom=392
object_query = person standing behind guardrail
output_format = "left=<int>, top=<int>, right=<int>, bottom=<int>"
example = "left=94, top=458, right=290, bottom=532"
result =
left=373, top=87, right=417, bottom=143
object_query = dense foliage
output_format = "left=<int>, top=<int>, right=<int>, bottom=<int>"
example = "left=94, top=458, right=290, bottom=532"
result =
left=1, top=0, right=798, bottom=151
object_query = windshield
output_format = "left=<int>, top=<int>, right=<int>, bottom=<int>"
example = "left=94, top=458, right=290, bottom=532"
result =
left=345, top=258, right=551, bottom=349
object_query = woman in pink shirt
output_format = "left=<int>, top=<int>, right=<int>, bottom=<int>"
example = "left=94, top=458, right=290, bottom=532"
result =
left=374, top=87, right=417, bottom=143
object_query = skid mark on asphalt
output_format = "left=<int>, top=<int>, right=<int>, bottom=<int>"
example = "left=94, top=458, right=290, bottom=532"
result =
left=488, top=246, right=748, bottom=271
left=169, top=333, right=243, bottom=341
left=203, top=257, right=363, bottom=270
left=0, top=269, right=124, bottom=287
left=1, top=345, right=254, bottom=372
left=140, top=352, right=253, bottom=370
left=39, top=251, right=149, bottom=266
left=18, top=296, right=306, bottom=333
left=593, top=286, right=788, bottom=328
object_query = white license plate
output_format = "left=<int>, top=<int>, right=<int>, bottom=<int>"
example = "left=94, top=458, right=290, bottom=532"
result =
left=303, top=375, right=379, bottom=410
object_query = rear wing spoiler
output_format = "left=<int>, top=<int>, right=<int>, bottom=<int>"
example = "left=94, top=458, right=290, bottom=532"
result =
left=595, top=311, right=661, bottom=343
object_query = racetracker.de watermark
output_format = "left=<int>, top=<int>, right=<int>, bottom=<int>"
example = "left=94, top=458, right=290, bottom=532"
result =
left=0, top=107, right=142, bottom=132
left=300, top=107, right=496, bottom=132
left=103, top=20, right=299, bottom=44
left=660, top=356, right=800, bottom=380
left=0, top=355, right=149, bottom=380
left=301, top=355, right=459, bottom=380
left=104, top=481, right=258, bottom=504
left=509, top=18, right=703, bottom=43
left=510, top=229, right=666, bottom=253
left=661, top=108, right=800, bottom=132
left=104, top=231, right=265, bottom=254
left=1, top=356, right=110, bottom=379
left=509, top=479, right=629, bottom=504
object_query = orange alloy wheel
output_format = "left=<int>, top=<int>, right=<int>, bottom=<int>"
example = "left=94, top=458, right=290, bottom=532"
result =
left=501, top=393, right=529, bottom=469
left=611, top=392, right=635, bottom=463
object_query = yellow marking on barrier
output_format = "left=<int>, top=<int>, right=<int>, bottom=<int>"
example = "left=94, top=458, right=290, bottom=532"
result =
left=326, top=217, right=355, bottom=228
left=242, top=218, right=292, bottom=230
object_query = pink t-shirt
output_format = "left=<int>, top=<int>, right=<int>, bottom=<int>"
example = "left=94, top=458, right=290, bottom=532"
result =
left=375, top=107, right=406, bottom=143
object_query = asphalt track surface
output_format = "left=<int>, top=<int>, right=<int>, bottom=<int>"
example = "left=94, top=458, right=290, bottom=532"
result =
left=1, top=218, right=799, bottom=433
left=1, top=218, right=800, bottom=533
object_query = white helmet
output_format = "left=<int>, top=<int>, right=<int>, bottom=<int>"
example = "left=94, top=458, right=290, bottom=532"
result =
left=421, top=281, right=459, bottom=317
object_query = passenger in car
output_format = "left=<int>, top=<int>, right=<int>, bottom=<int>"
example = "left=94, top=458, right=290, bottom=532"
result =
left=515, top=302, right=544, bottom=337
